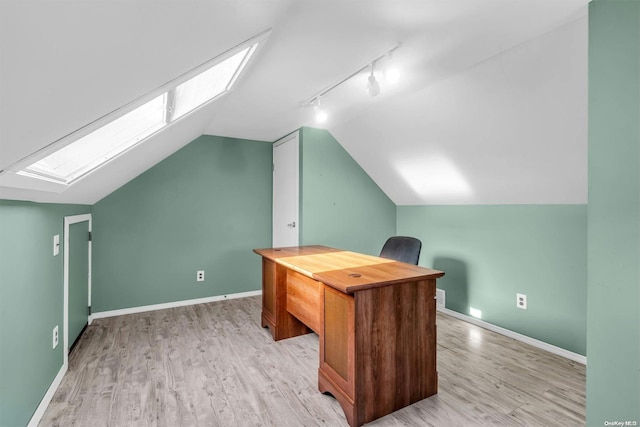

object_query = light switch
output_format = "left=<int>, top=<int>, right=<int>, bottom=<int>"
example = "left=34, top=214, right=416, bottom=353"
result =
left=53, top=235, right=60, bottom=256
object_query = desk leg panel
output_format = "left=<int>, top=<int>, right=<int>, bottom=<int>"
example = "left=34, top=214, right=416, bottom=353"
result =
left=318, top=368, right=358, bottom=427
left=261, top=259, right=277, bottom=337
left=319, top=286, right=358, bottom=425
left=261, top=259, right=310, bottom=341
left=354, top=279, right=438, bottom=425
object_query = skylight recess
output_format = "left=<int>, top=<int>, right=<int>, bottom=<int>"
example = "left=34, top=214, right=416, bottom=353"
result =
left=16, top=34, right=264, bottom=186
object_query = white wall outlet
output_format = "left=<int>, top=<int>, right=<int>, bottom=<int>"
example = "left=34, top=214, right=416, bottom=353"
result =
left=196, top=270, right=205, bottom=282
left=52, top=325, right=59, bottom=349
left=517, top=293, right=527, bottom=310
left=53, top=235, right=60, bottom=256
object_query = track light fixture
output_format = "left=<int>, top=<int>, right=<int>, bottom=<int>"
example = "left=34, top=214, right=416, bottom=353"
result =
left=302, top=42, right=401, bottom=122
left=314, top=97, right=328, bottom=123
left=366, top=63, right=380, bottom=97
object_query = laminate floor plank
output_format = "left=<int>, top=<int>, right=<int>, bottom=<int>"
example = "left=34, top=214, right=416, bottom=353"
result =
left=39, top=296, right=585, bottom=427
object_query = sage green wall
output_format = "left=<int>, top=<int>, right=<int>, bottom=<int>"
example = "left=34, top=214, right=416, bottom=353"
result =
left=299, top=127, right=396, bottom=255
left=91, top=135, right=272, bottom=312
left=397, top=204, right=587, bottom=355
left=587, top=0, right=640, bottom=423
left=0, top=200, right=90, bottom=427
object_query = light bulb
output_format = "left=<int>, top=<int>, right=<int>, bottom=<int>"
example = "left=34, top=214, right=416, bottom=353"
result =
left=315, top=106, right=328, bottom=123
left=312, top=97, right=328, bottom=123
left=385, top=67, right=400, bottom=84
left=384, top=50, right=400, bottom=84
left=367, top=73, right=380, bottom=97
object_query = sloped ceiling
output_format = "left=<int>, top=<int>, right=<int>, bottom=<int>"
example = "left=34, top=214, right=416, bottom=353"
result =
left=0, top=0, right=588, bottom=205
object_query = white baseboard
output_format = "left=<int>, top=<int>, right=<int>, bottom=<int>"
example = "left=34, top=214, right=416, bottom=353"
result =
left=437, top=307, right=587, bottom=365
left=91, top=290, right=262, bottom=320
left=27, top=363, right=67, bottom=427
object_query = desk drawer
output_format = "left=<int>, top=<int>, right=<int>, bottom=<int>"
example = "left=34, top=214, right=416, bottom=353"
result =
left=287, top=270, right=322, bottom=333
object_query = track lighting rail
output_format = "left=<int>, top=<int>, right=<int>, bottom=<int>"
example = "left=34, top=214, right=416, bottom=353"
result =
left=302, top=42, right=400, bottom=107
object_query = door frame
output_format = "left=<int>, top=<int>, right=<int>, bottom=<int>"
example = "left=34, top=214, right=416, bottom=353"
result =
left=63, top=213, right=92, bottom=367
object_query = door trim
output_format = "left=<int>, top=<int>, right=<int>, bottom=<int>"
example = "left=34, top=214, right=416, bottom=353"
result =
left=63, top=213, right=92, bottom=367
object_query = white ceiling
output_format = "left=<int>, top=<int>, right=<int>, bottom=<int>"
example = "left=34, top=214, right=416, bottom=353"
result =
left=0, top=0, right=588, bottom=205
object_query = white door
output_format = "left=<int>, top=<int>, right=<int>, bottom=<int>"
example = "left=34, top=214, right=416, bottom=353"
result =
left=273, top=132, right=299, bottom=247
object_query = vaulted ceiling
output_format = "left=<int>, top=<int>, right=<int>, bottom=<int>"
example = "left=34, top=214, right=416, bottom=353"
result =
left=0, top=0, right=588, bottom=205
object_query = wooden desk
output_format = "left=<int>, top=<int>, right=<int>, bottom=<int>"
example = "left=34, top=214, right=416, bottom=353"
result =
left=253, top=245, right=445, bottom=427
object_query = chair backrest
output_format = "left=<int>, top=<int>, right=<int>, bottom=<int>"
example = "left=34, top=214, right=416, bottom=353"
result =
left=379, top=236, right=422, bottom=265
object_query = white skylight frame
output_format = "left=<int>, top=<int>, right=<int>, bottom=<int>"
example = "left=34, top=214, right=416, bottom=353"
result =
left=15, top=31, right=268, bottom=186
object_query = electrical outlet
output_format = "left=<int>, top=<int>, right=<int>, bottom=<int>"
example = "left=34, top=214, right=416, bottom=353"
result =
left=517, top=293, right=527, bottom=310
left=196, top=270, right=205, bottom=282
left=52, top=325, right=59, bottom=349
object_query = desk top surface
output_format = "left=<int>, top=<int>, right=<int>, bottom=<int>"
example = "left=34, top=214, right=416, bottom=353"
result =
left=254, top=245, right=444, bottom=294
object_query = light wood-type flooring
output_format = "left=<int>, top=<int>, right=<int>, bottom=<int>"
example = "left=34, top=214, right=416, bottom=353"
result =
left=39, top=296, right=585, bottom=426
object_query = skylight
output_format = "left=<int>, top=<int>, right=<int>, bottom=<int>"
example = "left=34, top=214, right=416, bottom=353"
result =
left=20, top=94, right=167, bottom=184
left=172, top=45, right=255, bottom=120
left=17, top=38, right=262, bottom=185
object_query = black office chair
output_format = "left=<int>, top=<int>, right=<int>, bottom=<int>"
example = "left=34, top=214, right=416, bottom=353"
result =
left=379, top=236, right=422, bottom=265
